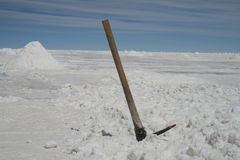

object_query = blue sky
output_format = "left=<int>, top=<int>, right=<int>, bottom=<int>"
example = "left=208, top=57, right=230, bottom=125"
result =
left=0, top=0, right=240, bottom=52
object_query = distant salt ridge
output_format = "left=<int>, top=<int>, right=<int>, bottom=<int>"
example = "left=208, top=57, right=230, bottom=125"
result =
left=0, top=48, right=17, bottom=55
left=15, top=41, right=63, bottom=70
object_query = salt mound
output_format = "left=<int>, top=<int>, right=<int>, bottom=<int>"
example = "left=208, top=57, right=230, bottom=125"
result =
left=15, top=41, right=63, bottom=70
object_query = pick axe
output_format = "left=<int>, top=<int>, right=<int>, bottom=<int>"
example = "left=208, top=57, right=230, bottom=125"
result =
left=102, top=19, right=176, bottom=141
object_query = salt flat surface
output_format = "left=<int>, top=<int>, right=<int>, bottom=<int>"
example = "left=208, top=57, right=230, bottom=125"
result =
left=0, top=46, right=240, bottom=160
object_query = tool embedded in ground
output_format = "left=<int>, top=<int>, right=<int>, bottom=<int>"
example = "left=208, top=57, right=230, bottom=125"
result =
left=102, top=19, right=176, bottom=141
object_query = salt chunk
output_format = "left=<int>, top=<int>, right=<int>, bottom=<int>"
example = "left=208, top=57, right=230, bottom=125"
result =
left=44, top=141, right=58, bottom=149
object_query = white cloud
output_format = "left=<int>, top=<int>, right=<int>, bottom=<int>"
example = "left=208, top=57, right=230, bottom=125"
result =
left=0, top=0, right=239, bottom=37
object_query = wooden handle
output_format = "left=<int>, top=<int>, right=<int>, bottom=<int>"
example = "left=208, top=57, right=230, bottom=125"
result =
left=102, top=19, right=144, bottom=130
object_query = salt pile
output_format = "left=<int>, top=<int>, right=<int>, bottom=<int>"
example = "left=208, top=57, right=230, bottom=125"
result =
left=15, top=41, right=63, bottom=70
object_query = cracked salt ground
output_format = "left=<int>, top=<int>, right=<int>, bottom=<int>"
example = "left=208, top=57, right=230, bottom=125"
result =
left=0, top=44, right=240, bottom=159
